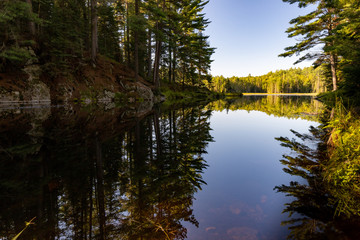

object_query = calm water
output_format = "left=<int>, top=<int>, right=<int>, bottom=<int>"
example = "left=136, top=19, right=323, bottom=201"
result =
left=0, top=96, right=324, bottom=239
left=185, top=101, right=319, bottom=240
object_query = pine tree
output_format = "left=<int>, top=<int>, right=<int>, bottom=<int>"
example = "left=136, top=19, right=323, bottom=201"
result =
left=91, top=0, right=98, bottom=65
left=98, top=1, right=122, bottom=61
left=279, top=0, right=340, bottom=91
left=333, top=0, right=360, bottom=94
left=0, top=0, right=41, bottom=69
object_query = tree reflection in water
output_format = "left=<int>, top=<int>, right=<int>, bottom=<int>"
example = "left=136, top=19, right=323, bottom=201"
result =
left=206, top=95, right=323, bottom=121
left=275, top=109, right=360, bottom=240
left=0, top=105, right=212, bottom=239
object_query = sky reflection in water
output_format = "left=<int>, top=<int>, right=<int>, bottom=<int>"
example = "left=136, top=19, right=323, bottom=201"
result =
left=0, top=96, right=323, bottom=239
left=186, top=109, right=319, bottom=240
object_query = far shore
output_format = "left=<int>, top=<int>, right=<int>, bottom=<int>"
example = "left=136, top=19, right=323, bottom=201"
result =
left=242, top=93, right=318, bottom=96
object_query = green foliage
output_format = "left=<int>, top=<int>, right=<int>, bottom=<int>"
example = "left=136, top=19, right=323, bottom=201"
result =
left=280, top=0, right=340, bottom=64
left=333, top=1, right=360, bottom=98
left=274, top=114, right=360, bottom=238
left=97, top=3, right=122, bottom=61
left=324, top=105, right=360, bottom=216
left=160, top=81, right=219, bottom=107
left=0, top=46, right=36, bottom=63
left=274, top=101, right=360, bottom=239
left=0, top=105, right=212, bottom=239
left=42, top=0, right=87, bottom=64
left=209, top=67, right=327, bottom=94
left=283, top=0, right=360, bottom=96
left=206, top=95, right=324, bottom=121
left=0, top=0, right=214, bottom=91
left=0, top=0, right=41, bottom=68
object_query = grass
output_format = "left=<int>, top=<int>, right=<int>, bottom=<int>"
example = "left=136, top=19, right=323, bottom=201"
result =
left=322, top=101, right=360, bottom=216
left=11, top=217, right=36, bottom=240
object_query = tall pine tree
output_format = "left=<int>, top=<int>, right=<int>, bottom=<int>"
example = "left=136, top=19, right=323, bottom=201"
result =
left=280, top=0, right=340, bottom=91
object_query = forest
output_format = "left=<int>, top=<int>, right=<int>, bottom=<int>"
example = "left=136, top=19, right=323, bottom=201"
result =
left=2, top=0, right=360, bottom=239
left=1, top=0, right=360, bottom=98
left=207, top=0, right=360, bottom=97
left=0, top=0, right=214, bottom=90
left=0, top=105, right=212, bottom=239
left=206, top=95, right=323, bottom=121
left=208, top=67, right=327, bottom=94
left=272, top=1, right=360, bottom=237
left=279, top=0, right=360, bottom=100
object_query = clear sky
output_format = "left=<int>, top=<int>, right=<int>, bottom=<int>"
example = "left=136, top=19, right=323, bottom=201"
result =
left=203, top=0, right=315, bottom=77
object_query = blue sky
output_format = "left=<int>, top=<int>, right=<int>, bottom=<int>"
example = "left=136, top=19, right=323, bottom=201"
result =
left=203, top=0, right=315, bottom=77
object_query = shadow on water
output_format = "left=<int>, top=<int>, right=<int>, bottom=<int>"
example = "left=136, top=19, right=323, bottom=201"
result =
left=0, top=104, right=212, bottom=239
left=274, top=107, right=360, bottom=239
left=0, top=95, right=328, bottom=239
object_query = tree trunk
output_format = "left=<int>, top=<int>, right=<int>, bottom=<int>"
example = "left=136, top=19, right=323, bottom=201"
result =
left=126, top=0, right=131, bottom=67
left=153, top=36, right=161, bottom=90
left=83, top=0, right=90, bottom=51
left=25, top=0, right=36, bottom=37
left=95, top=137, right=105, bottom=240
left=153, top=109, right=162, bottom=156
left=172, top=49, right=176, bottom=83
left=91, top=0, right=98, bottom=66
left=134, top=0, right=140, bottom=81
left=88, top=159, right=93, bottom=239
left=147, top=28, right=152, bottom=79
left=330, top=53, right=337, bottom=91
left=153, top=0, right=165, bottom=90
left=168, top=45, right=172, bottom=83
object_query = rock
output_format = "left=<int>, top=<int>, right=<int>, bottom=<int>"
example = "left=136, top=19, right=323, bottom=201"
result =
left=23, top=61, right=51, bottom=103
left=136, top=99, right=153, bottom=117
left=135, top=82, right=154, bottom=101
left=0, top=88, right=21, bottom=102
left=0, top=52, right=156, bottom=109
left=98, top=89, right=116, bottom=102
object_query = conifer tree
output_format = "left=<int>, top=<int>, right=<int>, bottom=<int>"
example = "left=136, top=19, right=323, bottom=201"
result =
left=0, top=0, right=41, bottom=69
left=333, top=0, right=360, bottom=94
left=280, top=0, right=340, bottom=91
left=91, top=0, right=98, bottom=65
left=0, top=0, right=214, bottom=90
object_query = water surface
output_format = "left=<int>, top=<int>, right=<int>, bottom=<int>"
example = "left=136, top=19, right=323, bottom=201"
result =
left=0, top=96, right=323, bottom=239
left=185, top=96, right=321, bottom=239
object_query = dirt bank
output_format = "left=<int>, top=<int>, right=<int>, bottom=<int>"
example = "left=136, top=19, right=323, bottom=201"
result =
left=0, top=56, right=156, bottom=106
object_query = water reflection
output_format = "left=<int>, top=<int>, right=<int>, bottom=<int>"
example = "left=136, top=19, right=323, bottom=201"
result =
left=0, top=105, right=212, bottom=239
left=275, top=109, right=360, bottom=239
left=0, top=96, right=325, bottom=239
left=206, top=95, right=323, bottom=121
left=186, top=96, right=323, bottom=239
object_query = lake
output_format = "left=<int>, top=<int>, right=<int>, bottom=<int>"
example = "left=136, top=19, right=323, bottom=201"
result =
left=0, top=96, right=324, bottom=239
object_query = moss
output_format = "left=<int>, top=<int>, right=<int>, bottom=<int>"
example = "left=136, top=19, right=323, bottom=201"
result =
left=79, top=87, right=97, bottom=100
left=114, top=92, right=126, bottom=102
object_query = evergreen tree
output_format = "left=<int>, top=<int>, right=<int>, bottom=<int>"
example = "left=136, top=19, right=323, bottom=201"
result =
left=279, top=0, right=340, bottom=91
left=91, top=0, right=98, bottom=65
left=333, top=0, right=360, bottom=96
left=0, top=0, right=214, bottom=91
left=98, top=1, right=122, bottom=61
left=210, top=67, right=326, bottom=94
left=0, top=0, right=41, bottom=69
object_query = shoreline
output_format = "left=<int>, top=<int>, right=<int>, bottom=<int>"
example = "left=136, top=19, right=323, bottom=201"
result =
left=242, top=93, right=318, bottom=96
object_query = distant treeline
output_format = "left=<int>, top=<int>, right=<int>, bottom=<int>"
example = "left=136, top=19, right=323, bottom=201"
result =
left=207, top=67, right=327, bottom=94
left=206, top=96, right=323, bottom=121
